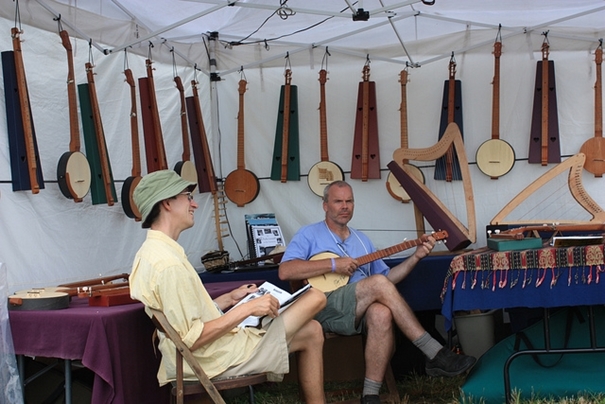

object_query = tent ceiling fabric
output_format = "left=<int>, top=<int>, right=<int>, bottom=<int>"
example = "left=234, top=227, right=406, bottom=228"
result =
left=2, top=0, right=605, bottom=74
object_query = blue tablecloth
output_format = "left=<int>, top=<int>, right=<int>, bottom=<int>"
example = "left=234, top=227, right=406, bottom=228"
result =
left=441, top=244, right=605, bottom=330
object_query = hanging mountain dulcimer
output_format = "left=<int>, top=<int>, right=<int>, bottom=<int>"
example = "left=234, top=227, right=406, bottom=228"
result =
left=351, top=65, right=380, bottom=181
left=224, top=79, right=260, bottom=206
left=434, top=56, right=463, bottom=181
left=271, top=69, right=300, bottom=182
left=3, top=27, right=44, bottom=193
left=173, top=75, right=198, bottom=185
left=528, top=40, right=561, bottom=165
left=78, top=62, right=116, bottom=206
left=186, top=79, right=215, bottom=193
left=307, top=69, right=344, bottom=197
left=476, top=39, right=515, bottom=179
left=121, top=68, right=142, bottom=220
left=580, top=43, right=605, bottom=177
left=57, top=29, right=91, bottom=202
left=139, top=58, right=168, bottom=173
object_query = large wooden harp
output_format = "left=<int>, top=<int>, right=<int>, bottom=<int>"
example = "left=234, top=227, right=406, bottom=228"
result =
left=387, top=122, right=476, bottom=251
left=490, top=153, right=605, bottom=226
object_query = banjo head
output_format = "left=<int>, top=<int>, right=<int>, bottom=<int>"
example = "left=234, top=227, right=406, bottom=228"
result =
left=476, top=139, right=516, bottom=178
left=174, top=160, right=198, bottom=191
left=224, top=169, right=260, bottom=207
left=121, top=175, right=142, bottom=220
left=386, top=163, right=424, bottom=202
left=8, top=288, right=70, bottom=310
left=57, top=151, right=92, bottom=200
left=307, top=161, right=344, bottom=197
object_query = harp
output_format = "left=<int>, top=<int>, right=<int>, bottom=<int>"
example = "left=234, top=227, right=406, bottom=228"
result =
left=387, top=122, right=476, bottom=251
left=490, top=153, right=605, bottom=226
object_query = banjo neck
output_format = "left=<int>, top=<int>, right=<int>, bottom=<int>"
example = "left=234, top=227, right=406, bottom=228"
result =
left=318, top=69, right=329, bottom=162
left=280, top=69, right=292, bottom=182
left=174, top=75, right=191, bottom=162
left=595, top=45, right=602, bottom=139
left=237, top=79, right=247, bottom=169
left=60, top=30, right=81, bottom=153
left=124, top=68, right=141, bottom=177
left=491, top=41, right=502, bottom=140
left=399, top=69, right=409, bottom=161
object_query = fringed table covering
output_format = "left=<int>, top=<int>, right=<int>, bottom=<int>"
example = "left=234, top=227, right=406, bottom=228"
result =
left=440, top=244, right=605, bottom=331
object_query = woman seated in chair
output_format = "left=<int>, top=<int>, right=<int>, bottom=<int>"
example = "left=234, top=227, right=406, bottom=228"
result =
left=129, top=170, right=327, bottom=403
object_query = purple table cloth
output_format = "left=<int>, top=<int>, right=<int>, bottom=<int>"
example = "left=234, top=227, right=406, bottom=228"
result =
left=8, top=279, right=263, bottom=403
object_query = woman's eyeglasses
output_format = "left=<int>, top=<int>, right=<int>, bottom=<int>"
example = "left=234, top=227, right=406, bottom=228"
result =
left=179, top=191, right=194, bottom=201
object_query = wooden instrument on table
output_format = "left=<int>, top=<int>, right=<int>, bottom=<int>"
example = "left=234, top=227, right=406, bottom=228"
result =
left=351, top=64, right=380, bottom=181
left=476, top=39, right=515, bottom=179
left=224, top=79, right=260, bottom=206
left=528, top=39, right=561, bottom=165
left=121, top=68, right=142, bottom=220
left=307, top=231, right=448, bottom=292
left=580, top=42, right=605, bottom=177
left=79, top=62, right=117, bottom=206
left=490, top=153, right=605, bottom=226
left=388, top=123, right=476, bottom=251
left=271, top=69, right=300, bottom=182
left=435, top=55, right=463, bottom=181
left=307, top=69, right=344, bottom=197
left=139, top=58, right=168, bottom=172
left=173, top=75, right=198, bottom=185
left=387, top=70, right=425, bottom=202
left=8, top=27, right=44, bottom=193
left=8, top=273, right=130, bottom=310
left=57, top=29, right=91, bottom=202
left=489, top=223, right=605, bottom=240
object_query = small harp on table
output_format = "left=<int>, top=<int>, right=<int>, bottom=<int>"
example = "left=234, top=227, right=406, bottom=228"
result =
left=351, top=64, right=380, bottom=181
left=490, top=153, right=605, bottom=226
left=388, top=123, right=476, bottom=251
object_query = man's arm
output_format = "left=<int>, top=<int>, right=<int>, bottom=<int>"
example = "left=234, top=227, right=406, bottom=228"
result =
left=386, top=236, right=435, bottom=284
left=279, top=256, right=358, bottom=281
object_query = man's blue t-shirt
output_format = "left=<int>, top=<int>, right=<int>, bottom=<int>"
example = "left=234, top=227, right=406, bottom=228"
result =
left=281, top=221, right=389, bottom=283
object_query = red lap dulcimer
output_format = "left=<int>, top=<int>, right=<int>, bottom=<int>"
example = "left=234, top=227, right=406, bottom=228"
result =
left=529, top=34, right=561, bottom=165
left=351, top=62, right=380, bottom=181
left=139, top=55, right=168, bottom=173
left=580, top=41, right=605, bottom=177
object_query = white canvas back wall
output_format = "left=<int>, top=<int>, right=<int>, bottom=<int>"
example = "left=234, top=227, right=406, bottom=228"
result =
left=1, top=16, right=604, bottom=292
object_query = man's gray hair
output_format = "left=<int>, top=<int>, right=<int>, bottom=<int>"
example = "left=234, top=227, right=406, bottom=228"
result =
left=322, top=180, right=352, bottom=202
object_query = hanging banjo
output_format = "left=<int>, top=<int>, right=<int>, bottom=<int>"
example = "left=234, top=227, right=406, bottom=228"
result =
left=386, top=69, right=425, bottom=202
left=307, top=69, right=343, bottom=197
left=224, top=79, right=260, bottom=206
left=476, top=37, right=515, bottom=179
left=56, top=29, right=91, bottom=201
left=121, top=68, right=142, bottom=220
left=173, top=75, right=198, bottom=185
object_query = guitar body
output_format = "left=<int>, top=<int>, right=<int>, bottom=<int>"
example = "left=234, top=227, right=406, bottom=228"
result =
left=307, top=252, right=350, bottom=292
left=57, top=150, right=91, bottom=201
left=476, top=139, right=515, bottom=178
left=224, top=168, right=260, bottom=207
left=121, top=174, right=142, bottom=219
left=307, top=161, right=344, bottom=197
left=385, top=164, right=424, bottom=202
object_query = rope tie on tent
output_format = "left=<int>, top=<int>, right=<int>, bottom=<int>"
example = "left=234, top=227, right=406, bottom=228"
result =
left=321, top=47, right=331, bottom=71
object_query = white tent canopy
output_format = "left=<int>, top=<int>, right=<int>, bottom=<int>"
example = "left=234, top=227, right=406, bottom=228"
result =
left=1, top=0, right=605, bottom=291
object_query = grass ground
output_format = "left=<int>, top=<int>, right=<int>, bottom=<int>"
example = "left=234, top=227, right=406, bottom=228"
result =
left=222, top=375, right=605, bottom=404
